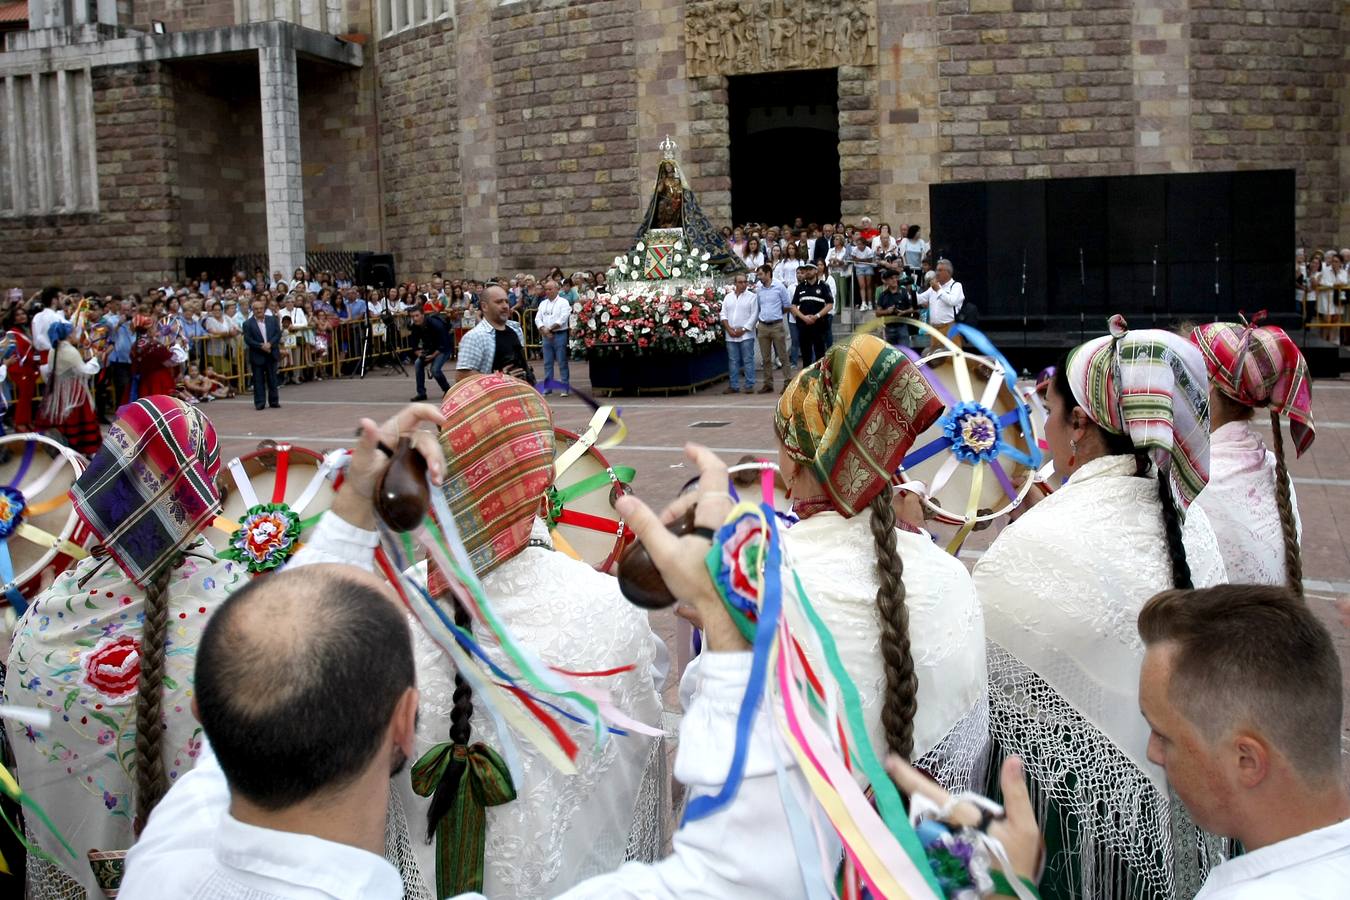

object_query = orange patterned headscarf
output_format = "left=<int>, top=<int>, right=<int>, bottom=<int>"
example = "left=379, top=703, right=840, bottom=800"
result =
left=774, top=335, right=943, bottom=517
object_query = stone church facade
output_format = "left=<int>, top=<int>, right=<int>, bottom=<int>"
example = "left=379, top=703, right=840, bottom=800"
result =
left=0, top=0, right=1345, bottom=292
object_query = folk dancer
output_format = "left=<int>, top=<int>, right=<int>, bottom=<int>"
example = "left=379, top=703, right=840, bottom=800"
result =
left=1190, top=320, right=1314, bottom=589
left=973, top=317, right=1228, bottom=900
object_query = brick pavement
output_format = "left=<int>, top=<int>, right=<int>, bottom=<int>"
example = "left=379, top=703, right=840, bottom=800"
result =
left=205, top=358, right=1350, bottom=754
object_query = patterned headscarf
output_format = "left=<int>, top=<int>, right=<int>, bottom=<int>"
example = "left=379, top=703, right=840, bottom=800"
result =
left=71, top=397, right=222, bottom=587
left=434, top=374, right=555, bottom=578
left=1190, top=320, right=1315, bottom=456
left=774, top=334, right=943, bottom=517
left=1065, top=315, right=1211, bottom=508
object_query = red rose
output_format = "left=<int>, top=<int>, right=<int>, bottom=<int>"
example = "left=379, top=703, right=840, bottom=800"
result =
left=81, top=635, right=142, bottom=703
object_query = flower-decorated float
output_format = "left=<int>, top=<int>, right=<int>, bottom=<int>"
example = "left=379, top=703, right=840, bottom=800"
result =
left=573, top=138, right=745, bottom=395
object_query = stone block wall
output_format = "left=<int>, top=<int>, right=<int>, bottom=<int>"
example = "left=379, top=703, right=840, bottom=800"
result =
left=128, top=0, right=237, bottom=33
left=375, top=19, right=462, bottom=280
left=934, top=0, right=1137, bottom=183
left=1188, top=0, right=1342, bottom=242
left=298, top=61, right=381, bottom=252
left=0, top=63, right=181, bottom=294
left=173, top=63, right=267, bottom=258
left=489, top=0, right=641, bottom=273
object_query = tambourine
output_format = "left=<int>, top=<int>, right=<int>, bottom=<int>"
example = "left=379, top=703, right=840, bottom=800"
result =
left=209, top=443, right=343, bottom=574
left=546, top=428, right=634, bottom=570
left=894, top=319, right=1044, bottom=553
left=0, top=433, right=92, bottom=613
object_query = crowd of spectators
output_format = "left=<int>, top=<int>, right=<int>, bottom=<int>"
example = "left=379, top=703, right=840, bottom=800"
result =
left=1296, top=246, right=1350, bottom=335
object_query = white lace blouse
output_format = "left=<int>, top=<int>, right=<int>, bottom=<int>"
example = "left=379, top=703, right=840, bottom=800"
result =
left=782, top=510, right=987, bottom=772
left=1191, top=420, right=1302, bottom=588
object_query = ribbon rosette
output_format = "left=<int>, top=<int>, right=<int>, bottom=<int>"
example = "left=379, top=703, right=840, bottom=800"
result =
left=219, top=502, right=302, bottom=573
left=0, top=485, right=25, bottom=540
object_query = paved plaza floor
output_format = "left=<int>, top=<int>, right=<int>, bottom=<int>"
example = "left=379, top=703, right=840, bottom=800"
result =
left=207, top=358, right=1350, bottom=756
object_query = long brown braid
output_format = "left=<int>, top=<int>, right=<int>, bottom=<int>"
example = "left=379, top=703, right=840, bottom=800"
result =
left=1268, top=410, right=1303, bottom=597
left=133, top=560, right=176, bottom=832
left=426, top=591, right=476, bottom=840
left=867, top=491, right=917, bottom=759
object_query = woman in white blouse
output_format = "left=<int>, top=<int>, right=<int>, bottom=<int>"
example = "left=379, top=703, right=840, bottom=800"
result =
left=898, top=224, right=929, bottom=273
left=1315, top=252, right=1346, bottom=326
left=773, top=242, right=803, bottom=290
left=825, top=233, right=851, bottom=309
left=740, top=237, right=766, bottom=270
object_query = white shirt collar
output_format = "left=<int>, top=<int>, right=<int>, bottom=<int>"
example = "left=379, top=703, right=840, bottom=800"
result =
left=1198, top=817, right=1350, bottom=897
left=215, top=813, right=403, bottom=900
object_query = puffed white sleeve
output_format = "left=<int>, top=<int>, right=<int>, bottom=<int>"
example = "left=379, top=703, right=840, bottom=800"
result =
left=553, top=652, right=807, bottom=900
left=288, top=511, right=379, bottom=573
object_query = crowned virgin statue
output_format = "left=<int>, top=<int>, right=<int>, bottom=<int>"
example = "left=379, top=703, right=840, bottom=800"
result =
left=631, top=138, right=743, bottom=274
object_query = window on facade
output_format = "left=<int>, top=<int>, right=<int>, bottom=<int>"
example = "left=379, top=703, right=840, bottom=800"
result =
left=381, top=0, right=452, bottom=36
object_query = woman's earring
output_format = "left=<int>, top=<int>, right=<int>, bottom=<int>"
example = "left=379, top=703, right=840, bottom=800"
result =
left=1068, top=439, right=1077, bottom=469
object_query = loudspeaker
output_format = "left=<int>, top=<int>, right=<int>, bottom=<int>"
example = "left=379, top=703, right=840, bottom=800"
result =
left=355, top=253, right=397, bottom=290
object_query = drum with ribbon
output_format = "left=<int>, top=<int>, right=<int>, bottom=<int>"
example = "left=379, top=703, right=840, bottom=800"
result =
left=208, top=443, right=344, bottom=574
left=546, top=428, right=634, bottom=570
left=0, top=433, right=92, bottom=613
left=893, top=318, right=1044, bottom=553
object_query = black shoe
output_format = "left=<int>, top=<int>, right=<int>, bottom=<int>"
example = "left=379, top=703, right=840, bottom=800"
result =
left=255, top=405, right=265, bottom=410
left=411, top=394, right=428, bottom=402
left=269, top=403, right=281, bottom=409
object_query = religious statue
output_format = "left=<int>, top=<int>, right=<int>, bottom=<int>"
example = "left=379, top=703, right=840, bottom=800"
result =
left=652, top=160, right=684, bottom=229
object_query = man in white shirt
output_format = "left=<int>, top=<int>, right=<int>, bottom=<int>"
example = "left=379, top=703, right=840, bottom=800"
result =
left=917, top=258, right=965, bottom=333
left=31, top=286, right=71, bottom=359
left=720, top=273, right=757, bottom=394
left=534, top=278, right=573, bottom=394
left=1137, top=585, right=1350, bottom=898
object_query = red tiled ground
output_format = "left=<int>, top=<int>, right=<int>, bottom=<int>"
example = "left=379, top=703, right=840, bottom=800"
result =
left=206, top=358, right=1350, bottom=755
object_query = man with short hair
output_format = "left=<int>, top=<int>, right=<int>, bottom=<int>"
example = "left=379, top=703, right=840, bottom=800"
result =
left=455, top=285, right=528, bottom=382
left=917, top=258, right=965, bottom=334
left=790, top=262, right=833, bottom=367
left=753, top=264, right=792, bottom=393
left=720, top=274, right=757, bottom=394
left=31, top=286, right=68, bottom=360
left=812, top=223, right=834, bottom=264
left=534, top=279, right=572, bottom=395
left=242, top=299, right=281, bottom=410
left=875, top=269, right=917, bottom=347
left=1137, top=585, right=1350, bottom=897
left=408, top=306, right=455, bottom=401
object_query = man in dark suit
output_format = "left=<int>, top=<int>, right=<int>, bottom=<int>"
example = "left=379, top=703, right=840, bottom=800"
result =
left=812, top=223, right=834, bottom=263
left=242, top=299, right=281, bottom=410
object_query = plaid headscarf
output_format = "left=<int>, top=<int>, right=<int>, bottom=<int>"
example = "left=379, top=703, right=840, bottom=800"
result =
left=70, top=396, right=222, bottom=587
left=1066, top=315, right=1211, bottom=508
left=433, top=374, right=555, bottom=579
left=1190, top=320, right=1315, bottom=456
left=774, top=334, right=943, bottom=517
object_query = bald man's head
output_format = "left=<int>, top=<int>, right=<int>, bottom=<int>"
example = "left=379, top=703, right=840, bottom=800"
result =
left=195, top=564, right=414, bottom=810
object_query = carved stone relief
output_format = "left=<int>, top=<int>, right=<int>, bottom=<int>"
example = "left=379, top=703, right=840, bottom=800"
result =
left=685, top=0, right=878, bottom=77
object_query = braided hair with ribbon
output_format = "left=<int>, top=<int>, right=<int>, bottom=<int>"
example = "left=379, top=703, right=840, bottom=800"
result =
left=1190, top=315, right=1315, bottom=595
left=775, top=334, right=945, bottom=757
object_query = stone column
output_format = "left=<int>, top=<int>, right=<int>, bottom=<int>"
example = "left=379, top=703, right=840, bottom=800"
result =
left=258, top=43, right=307, bottom=279
left=455, top=0, right=499, bottom=279
left=876, top=0, right=942, bottom=230
left=1132, top=0, right=1191, bottom=175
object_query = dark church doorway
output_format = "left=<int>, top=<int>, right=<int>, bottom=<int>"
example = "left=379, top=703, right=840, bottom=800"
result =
left=728, top=69, right=841, bottom=228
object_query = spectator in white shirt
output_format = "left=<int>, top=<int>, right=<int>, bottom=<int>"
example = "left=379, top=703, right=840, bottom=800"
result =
left=721, top=273, right=758, bottom=394
left=917, top=258, right=965, bottom=333
left=773, top=242, right=804, bottom=291
left=898, top=224, right=929, bottom=273
left=740, top=237, right=766, bottom=270
left=534, top=279, right=573, bottom=394
left=31, top=286, right=70, bottom=358
left=1137, top=585, right=1350, bottom=899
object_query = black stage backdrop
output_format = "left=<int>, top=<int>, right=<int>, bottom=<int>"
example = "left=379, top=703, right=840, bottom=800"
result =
left=929, top=169, right=1294, bottom=327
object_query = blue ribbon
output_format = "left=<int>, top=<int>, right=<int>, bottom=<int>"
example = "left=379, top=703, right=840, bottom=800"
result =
left=6, top=439, right=35, bottom=490
left=684, top=505, right=783, bottom=823
left=0, top=542, right=27, bottom=614
left=949, top=323, right=1044, bottom=469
